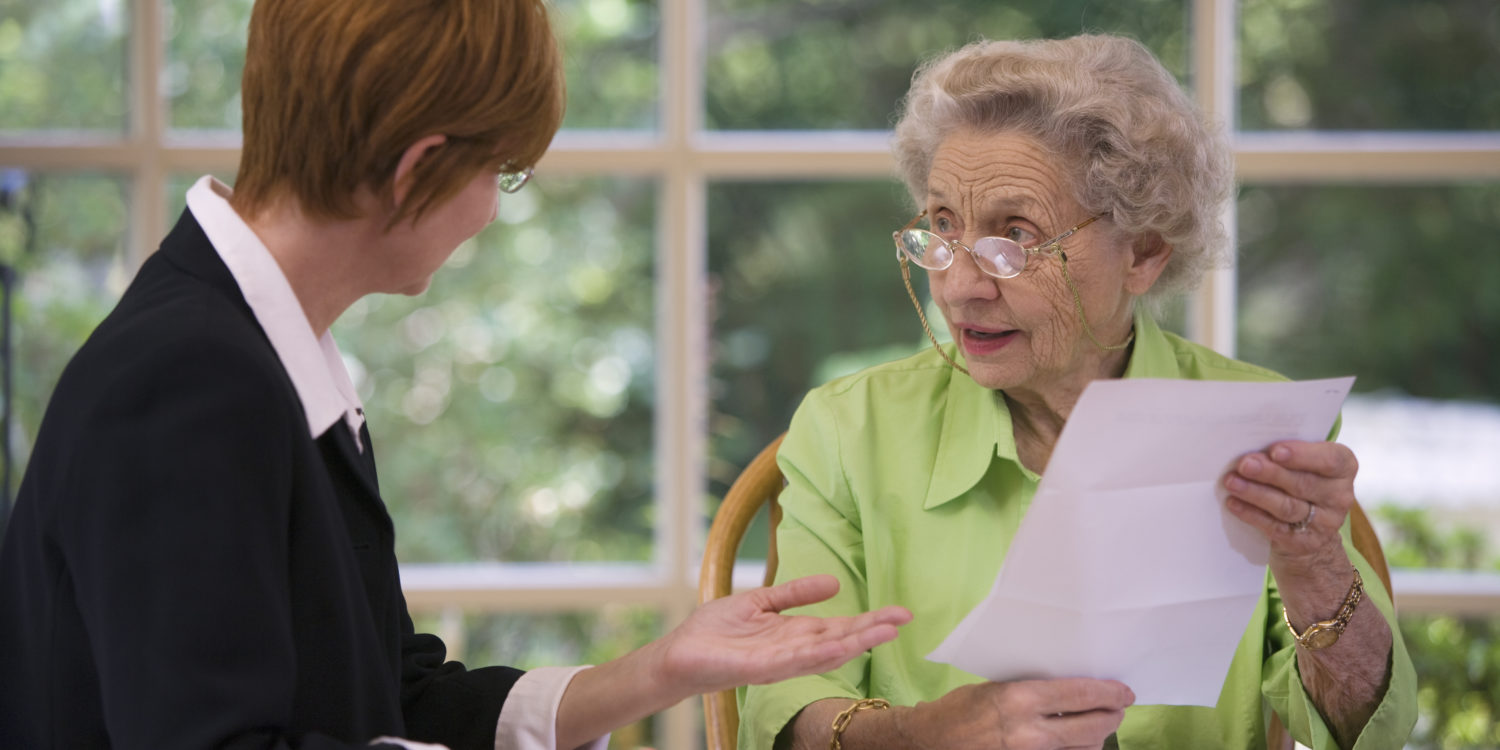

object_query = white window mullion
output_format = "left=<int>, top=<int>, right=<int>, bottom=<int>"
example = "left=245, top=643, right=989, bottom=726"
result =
left=131, top=0, right=166, bottom=266
left=1189, top=0, right=1238, bottom=357
left=1236, top=132, right=1500, bottom=181
left=658, top=0, right=708, bottom=745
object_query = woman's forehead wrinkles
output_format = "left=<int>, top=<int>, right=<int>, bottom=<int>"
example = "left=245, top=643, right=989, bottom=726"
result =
left=928, top=139, right=1073, bottom=225
left=929, top=168, right=1052, bottom=216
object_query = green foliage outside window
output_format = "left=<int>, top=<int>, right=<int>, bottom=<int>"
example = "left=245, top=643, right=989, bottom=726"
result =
left=705, top=0, right=1187, bottom=130
left=1240, top=0, right=1500, bottom=130
left=0, top=0, right=127, bottom=131
left=1236, top=184, right=1500, bottom=402
left=1380, top=507, right=1500, bottom=748
left=335, top=178, right=659, bottom=564
left=166, top=0, right=253, bottom=130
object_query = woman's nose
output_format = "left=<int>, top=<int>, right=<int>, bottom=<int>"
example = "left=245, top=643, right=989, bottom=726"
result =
left=936, top=241, right=999, bottom=303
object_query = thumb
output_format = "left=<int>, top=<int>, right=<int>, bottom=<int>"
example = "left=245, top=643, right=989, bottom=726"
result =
left=756, top=575, right=840, bottom=613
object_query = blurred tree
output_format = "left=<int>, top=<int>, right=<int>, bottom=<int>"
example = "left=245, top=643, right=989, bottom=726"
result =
left=1380, top=507, right=1500, bottom=749
left=0, top=0, right=127, bottom=130
left=167, top=0, right=253, bottom=130
left=1240, top=0, right=1500, bottom=130
left=705, top=0, right=1188, bottom=130
left=706, top=180, right=923, bottom=497
left=334, top=178, right=659, bottom=564
left=1236, top=185, right=1500, bottom=403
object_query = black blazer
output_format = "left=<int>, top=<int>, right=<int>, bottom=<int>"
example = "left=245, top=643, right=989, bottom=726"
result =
left=0, top=211, right=523, bottom=749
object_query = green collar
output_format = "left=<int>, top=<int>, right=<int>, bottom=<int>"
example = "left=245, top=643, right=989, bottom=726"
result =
left=922, top=310, right=1181, bottom=510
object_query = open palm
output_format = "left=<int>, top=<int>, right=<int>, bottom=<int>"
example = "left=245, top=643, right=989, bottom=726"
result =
left=655, top=575, right=911, bottom=695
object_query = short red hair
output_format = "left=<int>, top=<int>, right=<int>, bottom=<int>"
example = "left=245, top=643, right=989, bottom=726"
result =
left=232, top=0, right=564, bottom=225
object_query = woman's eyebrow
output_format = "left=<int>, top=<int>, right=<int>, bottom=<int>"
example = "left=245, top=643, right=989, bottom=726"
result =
left=980, top=193, right=1046, bottom=219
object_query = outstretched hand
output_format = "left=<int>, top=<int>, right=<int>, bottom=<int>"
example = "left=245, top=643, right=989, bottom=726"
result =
left=652, top=574, right=912, bottom=697
left=553, top=575, right=910, bottom=749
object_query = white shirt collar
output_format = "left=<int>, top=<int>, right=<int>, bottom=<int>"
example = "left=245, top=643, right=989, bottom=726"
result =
left=185, top=175, right=366, bottom=449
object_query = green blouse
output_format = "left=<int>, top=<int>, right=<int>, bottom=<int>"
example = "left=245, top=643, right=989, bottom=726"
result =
left=738, top=312, right=1416, bottom=749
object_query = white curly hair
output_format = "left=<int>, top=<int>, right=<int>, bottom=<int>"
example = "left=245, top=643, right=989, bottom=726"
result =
left=891, top=34, right=1234, bottom=297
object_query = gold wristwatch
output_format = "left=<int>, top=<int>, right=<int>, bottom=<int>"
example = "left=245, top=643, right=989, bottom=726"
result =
left=1283, top=567, right=1364, bottom=650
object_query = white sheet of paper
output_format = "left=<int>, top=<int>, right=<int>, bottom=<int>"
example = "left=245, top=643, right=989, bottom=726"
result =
left=927, top=376, right=1355, bottom=706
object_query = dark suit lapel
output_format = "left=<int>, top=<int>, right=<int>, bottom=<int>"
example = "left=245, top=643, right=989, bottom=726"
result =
left=162, top=207, right=390, bottom=510
left=322, top=421, right=388, bottom=531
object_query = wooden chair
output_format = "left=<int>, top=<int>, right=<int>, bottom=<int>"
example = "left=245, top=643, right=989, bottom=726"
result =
left=698, top=431, right=1394, bottom=750
left=700, top=433, right=787, bottom=750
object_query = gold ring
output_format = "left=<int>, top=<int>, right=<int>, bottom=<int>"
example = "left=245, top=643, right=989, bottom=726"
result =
left=1290, top=503, right=1316, bottom=533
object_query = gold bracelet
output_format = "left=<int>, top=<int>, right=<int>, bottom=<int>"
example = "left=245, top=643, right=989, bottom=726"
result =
left=829, top=698, right=890, bottom=750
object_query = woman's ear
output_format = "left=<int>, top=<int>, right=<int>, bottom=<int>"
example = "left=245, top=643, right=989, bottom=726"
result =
left=391, top=134, right=449, bottom=209
left=1125, top=232, right=1173, bottom=296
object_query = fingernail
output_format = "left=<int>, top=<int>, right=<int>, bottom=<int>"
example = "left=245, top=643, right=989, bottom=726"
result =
left=1226, top=475, right=1245, bottom=491
left=1242, top=456, right=1262, bottom=475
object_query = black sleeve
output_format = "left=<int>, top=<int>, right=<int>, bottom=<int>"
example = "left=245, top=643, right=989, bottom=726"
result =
left=61, top=335, right=378, bottom=750
left=399, top=609, right=526, bottom=750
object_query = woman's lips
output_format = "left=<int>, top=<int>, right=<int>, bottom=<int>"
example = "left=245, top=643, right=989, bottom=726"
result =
left=959, top=326, right=1018, bottom=356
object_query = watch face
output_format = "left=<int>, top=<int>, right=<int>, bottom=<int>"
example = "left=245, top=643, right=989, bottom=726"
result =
left=1303, top=625, right=1341, bottom=650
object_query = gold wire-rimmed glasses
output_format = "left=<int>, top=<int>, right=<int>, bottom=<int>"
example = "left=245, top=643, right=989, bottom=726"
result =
left=497, top=166, right=534, bottom=194
left=889, top=210, right=1131, bottom=374
left=892, top=210, right=1101, bottom=278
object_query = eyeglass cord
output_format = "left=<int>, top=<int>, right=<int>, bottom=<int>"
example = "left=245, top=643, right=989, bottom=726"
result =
left=898, top=251, right=1133, bottom=379
left=1057, top=251, right=1135, bottom=353
left=901, top=253, right=971, bottom=375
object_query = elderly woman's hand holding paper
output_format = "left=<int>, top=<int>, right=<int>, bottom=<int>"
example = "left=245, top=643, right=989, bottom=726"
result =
left=738, top=34, right=1416, bottom=750
left=1226, top=439, right=1394, bottom=746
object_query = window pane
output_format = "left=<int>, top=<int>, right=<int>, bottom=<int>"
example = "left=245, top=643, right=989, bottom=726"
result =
left=1236, top=184, right=1500, bottom=556
left=0, top=0, right=128, bottom=131
left=704, top=0, right=1187, bottom=130
left=554, top=0, right=659, bottom=130
left=1239, top=1, right=1500, bottom=130
left=166, top=0, right=253, bottom=131
left=0, top=171, right=131, bottom=495
left=1239, top=184, right=1500, bottom=747
left=163, top=0, right=657, bottom=132
left=335, top=178, right=657, bottom=563
left=706, top=181, right=931, bottom=550
left=411, top=606, right=662, bottom=748
left=1397, top=614, right=1500, bottom=744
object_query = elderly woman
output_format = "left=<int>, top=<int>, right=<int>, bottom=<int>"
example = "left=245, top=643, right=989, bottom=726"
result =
left=739, top=35, right=1415, bottom=750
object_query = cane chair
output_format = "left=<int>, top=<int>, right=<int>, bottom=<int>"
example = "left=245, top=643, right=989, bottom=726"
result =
left=698, top=432, right=1394, bottom=750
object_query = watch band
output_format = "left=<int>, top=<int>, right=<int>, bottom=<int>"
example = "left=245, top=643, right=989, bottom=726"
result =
left=1284, top=567, right=1364, bottom=650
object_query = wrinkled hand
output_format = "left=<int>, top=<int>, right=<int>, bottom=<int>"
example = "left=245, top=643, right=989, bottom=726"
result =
left=910, top=678, right=1133, bottom=749
left=1223, top=439, right=1358, bottom=570
left=652, top=575, right=911, bottom=696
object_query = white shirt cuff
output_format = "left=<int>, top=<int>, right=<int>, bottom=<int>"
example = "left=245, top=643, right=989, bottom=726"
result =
left=370, top=737, right=447, bottom=749
left=495, top=665, right=610, bottom=750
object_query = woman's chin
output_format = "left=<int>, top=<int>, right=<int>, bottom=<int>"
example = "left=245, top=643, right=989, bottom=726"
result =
left=962, top=360, right=1028, bottom=392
